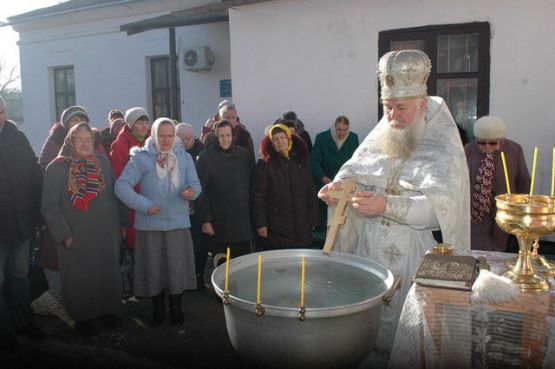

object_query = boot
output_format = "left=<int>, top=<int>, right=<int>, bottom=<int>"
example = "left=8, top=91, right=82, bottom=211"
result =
left=151, top=291, right=165, bottom=327
left=169, top=293, right=184, bottom=326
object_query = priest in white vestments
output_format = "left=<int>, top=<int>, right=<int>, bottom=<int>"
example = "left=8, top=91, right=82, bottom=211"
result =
left=319, top=49, right=470, bottom=363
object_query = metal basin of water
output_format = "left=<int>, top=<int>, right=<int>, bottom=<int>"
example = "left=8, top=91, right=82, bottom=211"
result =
left=211, top=249, right=395, bottom=369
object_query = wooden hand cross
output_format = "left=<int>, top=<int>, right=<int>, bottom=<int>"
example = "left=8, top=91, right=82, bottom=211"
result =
left=323, top=178, right=356, bottom=254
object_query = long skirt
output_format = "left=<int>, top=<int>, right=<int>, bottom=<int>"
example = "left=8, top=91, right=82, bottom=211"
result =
left=134, top=229, right=196, bottom=297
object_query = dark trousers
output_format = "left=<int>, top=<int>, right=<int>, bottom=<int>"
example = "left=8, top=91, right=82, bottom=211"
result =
left=190, top=214, right=208, bottom=279
left=0, top=240, right=33, bottom=332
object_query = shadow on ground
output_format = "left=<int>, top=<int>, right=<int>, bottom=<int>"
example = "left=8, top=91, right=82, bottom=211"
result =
left=1, top=288, right=251, bottom=369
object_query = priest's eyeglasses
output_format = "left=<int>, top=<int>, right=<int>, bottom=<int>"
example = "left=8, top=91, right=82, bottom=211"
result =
left=477, top=140, right=501, bottom=146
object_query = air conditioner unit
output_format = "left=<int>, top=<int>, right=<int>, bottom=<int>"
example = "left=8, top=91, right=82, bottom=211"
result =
left=182, top=46, right=215, bottom=72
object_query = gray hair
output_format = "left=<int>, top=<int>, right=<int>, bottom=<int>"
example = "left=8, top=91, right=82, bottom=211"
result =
left=0, top=96, right=6, bottom=109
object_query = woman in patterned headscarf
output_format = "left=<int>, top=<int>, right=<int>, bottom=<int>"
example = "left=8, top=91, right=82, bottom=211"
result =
left=41, top=122, right=128, bottom=338
left=115, top=118, right=201, bottom=328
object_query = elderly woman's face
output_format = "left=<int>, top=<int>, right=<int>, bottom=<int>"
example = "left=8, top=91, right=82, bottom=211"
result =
left=220, top=109, right=238, bottom=127
left=476, top=138, right=502, bottom=154
left=334, top=122, right=349, bottom=140
left=72, top=128, right=94, bottom=158
left=217, top=125, right=233, bottom=150
left=157, top=123, right=175, bottom=152
left=181, top=134, right=195, bottom=150
left=271, top=132, right=290, bottom=155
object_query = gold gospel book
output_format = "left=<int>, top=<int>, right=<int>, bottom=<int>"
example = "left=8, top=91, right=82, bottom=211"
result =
left=413, top=253, right=478, bottom=291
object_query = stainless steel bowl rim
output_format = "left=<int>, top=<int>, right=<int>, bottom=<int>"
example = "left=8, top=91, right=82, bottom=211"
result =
left=211, top=249, right=395, bottom=318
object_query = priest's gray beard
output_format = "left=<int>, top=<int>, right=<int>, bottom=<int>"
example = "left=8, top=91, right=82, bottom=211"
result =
left=378, top=107, right=426, bottom=160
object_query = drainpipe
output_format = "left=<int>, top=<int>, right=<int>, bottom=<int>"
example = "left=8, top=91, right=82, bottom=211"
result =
left=169, top=27, right=179, bottom=120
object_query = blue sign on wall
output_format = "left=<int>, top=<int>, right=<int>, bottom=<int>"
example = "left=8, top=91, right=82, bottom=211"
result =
left=220, top=79, right=232, bottom=98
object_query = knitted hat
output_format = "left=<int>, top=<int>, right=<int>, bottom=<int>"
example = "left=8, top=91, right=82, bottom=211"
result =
left=61, top=105, right=89, bottom=128
left=175, top=123, right=195, bottom=138
left=125, top=107, right=150, bottom=130
left=473, top=115, right=506, bottom=140
left=217, top=99, right=235, bottom=110
left=108, top=109, right=124, bottom=121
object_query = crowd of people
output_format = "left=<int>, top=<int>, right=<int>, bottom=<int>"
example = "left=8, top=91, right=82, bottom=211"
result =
left=0, top=48, right=533, bottom=366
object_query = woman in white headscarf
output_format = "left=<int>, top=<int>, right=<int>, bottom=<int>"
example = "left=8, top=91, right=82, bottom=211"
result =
left=115, top=118, right=201, bottom=327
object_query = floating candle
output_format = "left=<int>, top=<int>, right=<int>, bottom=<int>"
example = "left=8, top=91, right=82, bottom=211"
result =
left=257, top=255, right=262, bottom=305
left=300, top=256, right=306, bottom=308
left=224, top=247, right=230, bottom=292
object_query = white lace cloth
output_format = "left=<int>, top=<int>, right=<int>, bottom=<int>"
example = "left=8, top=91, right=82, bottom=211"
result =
left=388, top=250, right=555, bottom=369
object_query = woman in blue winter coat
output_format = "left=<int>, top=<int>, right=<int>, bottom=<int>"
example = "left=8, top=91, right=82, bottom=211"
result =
left=115, top=118, right=201, bottom=327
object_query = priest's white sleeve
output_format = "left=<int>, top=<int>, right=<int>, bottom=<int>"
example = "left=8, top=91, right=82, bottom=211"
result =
left=382, top=195, right=439, bottom=229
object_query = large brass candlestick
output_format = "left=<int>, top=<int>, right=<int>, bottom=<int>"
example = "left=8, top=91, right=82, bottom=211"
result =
left=495, top=194, right=554, bottom=291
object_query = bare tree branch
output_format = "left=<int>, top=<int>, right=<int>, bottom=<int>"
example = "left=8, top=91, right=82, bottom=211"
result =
left=0, top=60, right=20, bottom=94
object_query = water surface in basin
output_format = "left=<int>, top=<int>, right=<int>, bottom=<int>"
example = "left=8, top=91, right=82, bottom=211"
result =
left=226, top=258, right=387, bottom=308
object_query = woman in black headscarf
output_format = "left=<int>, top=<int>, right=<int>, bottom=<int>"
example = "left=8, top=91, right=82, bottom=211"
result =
left=195, top=120, right=254, bottom=262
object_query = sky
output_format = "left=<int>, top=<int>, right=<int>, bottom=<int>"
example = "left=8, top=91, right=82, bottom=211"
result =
left=0, top=0, right=65, bottom=90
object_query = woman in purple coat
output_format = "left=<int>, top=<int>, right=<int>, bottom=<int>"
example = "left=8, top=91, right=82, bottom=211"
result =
left=465, top=115, right=530, bottom=251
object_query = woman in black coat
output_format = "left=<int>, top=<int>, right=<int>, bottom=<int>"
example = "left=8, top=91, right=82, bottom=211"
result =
left=251, top=122, right=319, bottom=249
left=196, top=120, right=254, bottom=260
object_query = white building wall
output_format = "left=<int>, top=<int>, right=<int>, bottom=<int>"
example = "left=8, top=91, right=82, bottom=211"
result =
left=230, top=0, right=555, bottom=194
left=16, top=0, right=229, bottom=153
left=177, top=22, right=231, bottom=129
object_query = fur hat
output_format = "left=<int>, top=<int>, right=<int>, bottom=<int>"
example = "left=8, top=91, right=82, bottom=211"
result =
left=125, top=107, right=150, bottom=130
left=61, top=105, right=89, bottom=128
left=473, top=115, right=506, bottom=140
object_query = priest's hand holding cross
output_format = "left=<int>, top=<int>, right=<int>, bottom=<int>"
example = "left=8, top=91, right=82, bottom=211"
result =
left=319, top=179, right=388, bottom=254
left=318, top=179, right=356, bottom=254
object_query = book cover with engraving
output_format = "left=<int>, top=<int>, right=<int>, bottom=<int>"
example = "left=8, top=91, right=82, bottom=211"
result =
left=413, top=253, right=478, bottom=290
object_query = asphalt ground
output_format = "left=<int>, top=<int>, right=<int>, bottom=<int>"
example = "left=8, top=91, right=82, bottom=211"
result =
left=2, top=286, right=250, bottom=369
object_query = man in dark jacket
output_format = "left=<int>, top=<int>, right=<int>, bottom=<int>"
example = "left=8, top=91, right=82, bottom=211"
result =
left=0, top=96, right=46, bottom=352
